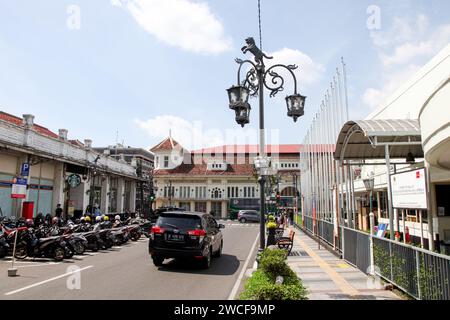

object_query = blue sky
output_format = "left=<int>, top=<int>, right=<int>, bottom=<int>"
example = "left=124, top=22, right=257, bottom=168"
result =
left=1, top=0, right=449, bottom=150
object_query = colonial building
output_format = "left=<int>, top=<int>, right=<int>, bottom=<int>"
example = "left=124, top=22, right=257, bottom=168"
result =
left=151, top=136, right=301, bottom=219
left=93, top=145, right=154, bottom=216
left=0, top=112, right=142, bottom=218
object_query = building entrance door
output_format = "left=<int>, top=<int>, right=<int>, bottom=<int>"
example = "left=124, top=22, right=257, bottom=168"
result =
left=211, top=201, right=222, bottom=218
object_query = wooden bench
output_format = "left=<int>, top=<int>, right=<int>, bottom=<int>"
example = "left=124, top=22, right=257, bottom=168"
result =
left=276, top=230, right=295, bottom=255
left=275, top=228, right=285, bottom=241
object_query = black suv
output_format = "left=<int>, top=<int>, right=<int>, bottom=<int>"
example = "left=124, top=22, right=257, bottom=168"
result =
left=148, top=212, right=225, bottom=269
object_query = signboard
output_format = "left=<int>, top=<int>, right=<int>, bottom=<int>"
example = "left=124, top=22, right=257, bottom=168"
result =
left=21, top=163, right=30, bottom=177
left=376, top=223, right=388, bottom=238
left=391, top=168, right=427, bottom=209
left=11, top=177, right=27, bottom=199
left=67, top=174, right=81, bottom=188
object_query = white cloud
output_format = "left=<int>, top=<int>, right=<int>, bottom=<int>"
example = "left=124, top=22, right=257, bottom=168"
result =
left=362, top=64, right=421, bottom=110
left=363, top=15, right=450, bottom=110
left=268, top=48, right=325, bottom=90
left=379, top=25, right=450, bottom=67
left=123, top=0, right=232, bottom=55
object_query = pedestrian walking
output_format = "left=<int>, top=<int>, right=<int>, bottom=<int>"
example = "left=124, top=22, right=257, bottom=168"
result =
left=289, top=210, right=294, bottom=226
left=55, top=204, right=63, bottom=218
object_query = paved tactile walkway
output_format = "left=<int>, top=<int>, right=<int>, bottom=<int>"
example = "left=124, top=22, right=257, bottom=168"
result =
left=287, top=228, right=402, bottom=300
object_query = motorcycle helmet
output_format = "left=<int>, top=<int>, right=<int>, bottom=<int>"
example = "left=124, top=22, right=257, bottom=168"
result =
left=103, top=215, right=109, bottom=221
left=95, top=216, right=102, bottom=223
left=80, top=217, right=85, bottom=222
left=52, top=217, right=59, bottom=225
left=25, top=219, right=34, bottom=227
left=85, top=216, right=91, bottom=223
left=115, top=215, right=121, bottom=221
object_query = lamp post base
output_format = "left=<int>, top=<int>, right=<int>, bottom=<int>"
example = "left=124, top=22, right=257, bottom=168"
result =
left=8, top=268, right=18, bottom=277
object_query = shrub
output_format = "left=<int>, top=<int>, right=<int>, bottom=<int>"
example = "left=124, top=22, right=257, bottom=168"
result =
left=239, top=270, right=308, bottom=300
left=239, top=249, right=308, bottom=300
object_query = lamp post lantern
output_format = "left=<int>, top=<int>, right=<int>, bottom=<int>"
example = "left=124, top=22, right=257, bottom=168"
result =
left=227, top=37, right=306, bottom=252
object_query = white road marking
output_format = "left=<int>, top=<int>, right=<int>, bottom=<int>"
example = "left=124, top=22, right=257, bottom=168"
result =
left=16, top=262, right=61, bottom=268
left=4, top=265, right=93, bottom=296
left=227, top=232, right=260, bottom=301
left=1, top=259, right=53, bottom=264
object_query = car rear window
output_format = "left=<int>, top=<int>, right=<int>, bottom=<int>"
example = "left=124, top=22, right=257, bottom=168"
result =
left=157, top=214, right=202, bottom=230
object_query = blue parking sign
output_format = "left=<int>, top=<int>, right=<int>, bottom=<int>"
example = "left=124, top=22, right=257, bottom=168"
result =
left=21, top=163, right=30, bottom=176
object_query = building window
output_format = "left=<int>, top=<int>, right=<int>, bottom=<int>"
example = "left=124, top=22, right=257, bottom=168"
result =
left=211, top=187, right=222, bottom=199
left=164, top=186, right=174, bottom=198
left=180, top=186, right=191, bottom=199
left=164, top=156, right=169, bottom=168
left=227, top=186, right=239, bottom=198
left=242, top=186, right=256, bottom=198
left=195, top=186, right=206, bottom=199
left=108, top=178, right=119, bottom=213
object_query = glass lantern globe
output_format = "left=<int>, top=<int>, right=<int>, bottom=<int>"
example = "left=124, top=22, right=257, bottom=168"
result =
left=286, top=94, right=306, bottom=122
left=227, top=85, right=250, bottom=110
left=234, top=103, right=251, bottom=127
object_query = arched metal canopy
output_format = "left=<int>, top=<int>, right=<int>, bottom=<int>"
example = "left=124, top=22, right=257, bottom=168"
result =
left=334, top=119, right=424, bottom=161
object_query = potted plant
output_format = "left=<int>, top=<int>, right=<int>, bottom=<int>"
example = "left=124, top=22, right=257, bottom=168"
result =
left=266, top=215, right=277, bottom=246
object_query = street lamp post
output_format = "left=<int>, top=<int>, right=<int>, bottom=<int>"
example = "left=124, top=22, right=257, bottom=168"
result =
left=363, top=174, right=375, bottom=233
left=227, top=37, right=306, bottom=251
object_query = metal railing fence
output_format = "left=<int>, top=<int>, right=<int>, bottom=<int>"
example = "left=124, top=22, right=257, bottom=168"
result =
left=296, top=219, right=450, bottom=300
left=342, top=227, right=371, bottom=274
left=373, top=236, right=450, bottom=300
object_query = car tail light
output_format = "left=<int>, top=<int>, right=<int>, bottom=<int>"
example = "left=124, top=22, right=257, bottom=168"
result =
left=188, top=229, right=206, bottom=241
left=151, top=226, right=165, bottom=234
left=150, top=226, right=165, bottom=240
left=188, top=229, right=206, bottom=236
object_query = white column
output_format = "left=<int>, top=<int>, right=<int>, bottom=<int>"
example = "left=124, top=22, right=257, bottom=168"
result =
left=81, top=180, right=90, bottom=214
left=52, top=162, right=65, bottom=214
left=100, top=176, right=110, bottom=214
left=117, top=178, right=125, bottom=213
left=129, top=180, right=137, bottom=212
left=221, top=201, right=228, bottom=219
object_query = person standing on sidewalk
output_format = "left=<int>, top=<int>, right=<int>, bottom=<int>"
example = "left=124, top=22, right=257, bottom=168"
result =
left=55, top=204, right=63, bottom=219
left=289, top=210, right=294, bottom=226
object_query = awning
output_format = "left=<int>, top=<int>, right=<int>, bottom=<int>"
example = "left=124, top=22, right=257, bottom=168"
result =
left=334, top=119, right=424, bottom=161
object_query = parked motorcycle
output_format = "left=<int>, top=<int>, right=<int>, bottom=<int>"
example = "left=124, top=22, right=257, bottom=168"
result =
left=12, top=228, right=68, bottom=261
left=0, top=231, right=9, bottom=258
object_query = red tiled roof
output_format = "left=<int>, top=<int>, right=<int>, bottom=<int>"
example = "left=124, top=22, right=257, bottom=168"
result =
left=192, top=144, right=302, bottom=155
left=150, top=137, right=182, bottom=152
left=301, top=144, right=335, bottom=153
left=154, top=162, right=255, bottom=177
left=0, top=111, right=58, bottom=138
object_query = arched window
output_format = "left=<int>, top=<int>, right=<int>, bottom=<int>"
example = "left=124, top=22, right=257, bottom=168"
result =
left=211, top=187, right=222, bottom=199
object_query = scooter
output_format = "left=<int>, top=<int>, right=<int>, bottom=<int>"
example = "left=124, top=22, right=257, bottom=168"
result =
left=12, top=229, right=68, bottom=261
left=0, top=231, right=9, bottom=258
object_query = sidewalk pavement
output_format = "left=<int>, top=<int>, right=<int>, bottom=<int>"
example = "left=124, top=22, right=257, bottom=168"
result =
left=286, top=227, right=403, bottom=300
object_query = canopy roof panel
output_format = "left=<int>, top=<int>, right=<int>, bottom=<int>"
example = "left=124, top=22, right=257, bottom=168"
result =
left=334, top=119, right=424, bottom=160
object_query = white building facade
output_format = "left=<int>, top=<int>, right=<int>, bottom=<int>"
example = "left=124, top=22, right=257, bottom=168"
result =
left=0, top=112, right=141, bottom=218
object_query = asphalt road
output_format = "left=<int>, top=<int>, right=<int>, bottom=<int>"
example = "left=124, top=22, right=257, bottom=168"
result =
left=0, top=222, right=259, bottom=300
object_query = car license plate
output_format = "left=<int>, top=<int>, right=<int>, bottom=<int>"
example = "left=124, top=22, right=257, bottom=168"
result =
left=166, top=234, right=184, bottom=241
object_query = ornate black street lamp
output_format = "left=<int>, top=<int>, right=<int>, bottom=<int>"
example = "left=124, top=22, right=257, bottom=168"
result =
left=227, top=37, right=306, bottom=251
